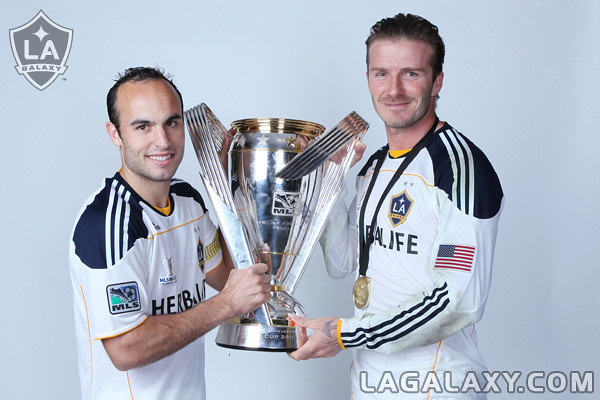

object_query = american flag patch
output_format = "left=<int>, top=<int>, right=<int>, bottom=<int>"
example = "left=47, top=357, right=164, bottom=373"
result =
left=434, top=244, right=476, bottom=272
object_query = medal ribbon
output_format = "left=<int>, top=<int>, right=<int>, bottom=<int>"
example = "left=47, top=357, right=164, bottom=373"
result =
left=358, top=118, right=439, bottom=277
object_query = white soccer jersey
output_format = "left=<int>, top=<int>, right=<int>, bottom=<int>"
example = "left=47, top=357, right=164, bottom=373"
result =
left=69, top=173, right=223, bottom=400
left=320, top=123, right=503, bottom=399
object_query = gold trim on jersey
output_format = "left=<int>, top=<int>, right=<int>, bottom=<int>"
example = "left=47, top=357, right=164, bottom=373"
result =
left=125, top=371, right=134, bottom=398
left=204, top=232, right=222, bottom=261
left=389, top=148, right=412, bottom=158
left=95, top=316, right=149, bottom=340
left=362, top=171, right=435, bottom=188
left=79, top=285, right=94, bottom=395
left=336, top=319, right=346, bottom=350
left=426, top=341, right=444, bottom=400
left=146, top=215, right=206, bottom=239
left=205, top=259, right=224, bottom=274
left=155, top=198, right=172, bottom=216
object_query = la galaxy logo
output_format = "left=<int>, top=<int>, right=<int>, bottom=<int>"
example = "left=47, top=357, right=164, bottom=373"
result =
left=197, top=239, right=205, bottom=273
left=388, top=190, right=414, bottom=227
left=106, top=282, right=141, bottom=314
left=9, top=10, right=73, bottom=90
left=159, top=257, right=177, bottom=285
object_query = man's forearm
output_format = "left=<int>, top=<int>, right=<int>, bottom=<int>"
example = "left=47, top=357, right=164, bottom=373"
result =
left=102, top=292, right=235, bottom=371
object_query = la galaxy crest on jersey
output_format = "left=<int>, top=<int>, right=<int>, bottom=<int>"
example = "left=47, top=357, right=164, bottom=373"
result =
left=388, top=190, right=413, bottom=227
left=197, top=239, right=205, bottom=273
left=106, top=282, right=141, bottom=314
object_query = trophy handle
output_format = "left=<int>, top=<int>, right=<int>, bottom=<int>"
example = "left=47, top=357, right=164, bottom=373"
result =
left=282, top=136, right=365, bottom=294
left=275, top=111, right=369, bottom=180
left=185, top=104, right=272, bottom=326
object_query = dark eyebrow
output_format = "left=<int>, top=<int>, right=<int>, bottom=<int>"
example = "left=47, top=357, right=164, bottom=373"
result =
left=130, top=119, right=152, bottom=127
left=165, top=114, right=182, bottom=123
left=129, top=114, right=181, bottom=127
left=401, top=67, right=427, bottom=73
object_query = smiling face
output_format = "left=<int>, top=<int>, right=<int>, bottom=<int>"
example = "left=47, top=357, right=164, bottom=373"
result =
left=106, top=78, right=184, bottom=205
left=367, top=38, right=443, bottom=138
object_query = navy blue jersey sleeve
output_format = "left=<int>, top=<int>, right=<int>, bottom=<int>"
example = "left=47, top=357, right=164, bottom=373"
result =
left=73, top=178, right=148, bottom=269
left=170, top=179, right=208, bottom=213
left=358, top=146, right=387, bottom=178
left=427, top=126, right=503, bottom=219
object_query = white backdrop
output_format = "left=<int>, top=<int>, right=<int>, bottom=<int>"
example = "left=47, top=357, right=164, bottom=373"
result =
left=1, top=1, right=598, bottom=399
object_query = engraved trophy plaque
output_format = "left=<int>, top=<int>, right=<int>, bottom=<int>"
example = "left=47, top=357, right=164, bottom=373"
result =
left=185, top=104, right=368, bottom=351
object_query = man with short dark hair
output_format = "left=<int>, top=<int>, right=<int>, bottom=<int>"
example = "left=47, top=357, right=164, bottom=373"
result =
left=290, top=14, right=503, bottom=400
left=69, top=67, right=271, bottom=399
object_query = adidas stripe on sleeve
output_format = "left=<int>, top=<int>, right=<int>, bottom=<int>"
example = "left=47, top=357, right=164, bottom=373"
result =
left=336, top=123, right=503, bottom=354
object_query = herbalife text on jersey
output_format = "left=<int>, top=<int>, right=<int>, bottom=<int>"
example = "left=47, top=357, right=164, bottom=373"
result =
left=359, top=370, right=594, bottom=395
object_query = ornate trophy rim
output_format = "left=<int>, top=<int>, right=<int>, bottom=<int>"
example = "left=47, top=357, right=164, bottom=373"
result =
left=231, top=118, right=325, bottom=136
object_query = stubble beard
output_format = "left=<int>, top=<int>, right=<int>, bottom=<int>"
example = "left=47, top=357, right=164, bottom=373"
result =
left=374, top=94, right=432, bottom=131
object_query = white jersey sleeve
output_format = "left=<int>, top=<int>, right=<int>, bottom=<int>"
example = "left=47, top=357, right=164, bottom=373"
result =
left=318, top=184, right=359, bottom=279
left=337, top=125, right=504, bottom=354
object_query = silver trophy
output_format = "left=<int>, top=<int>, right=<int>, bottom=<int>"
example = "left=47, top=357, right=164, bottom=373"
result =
left=184, top=104, right=368, bottom=351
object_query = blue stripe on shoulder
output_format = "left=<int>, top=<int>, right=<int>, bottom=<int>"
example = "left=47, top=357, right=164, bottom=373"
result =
left=358, top=146, right=386, bottom=177
left=427, top=127, right=503, bottom=219
left=73, top=177, right=148, bottom=269
left=170, top=180, right=207, bottom=213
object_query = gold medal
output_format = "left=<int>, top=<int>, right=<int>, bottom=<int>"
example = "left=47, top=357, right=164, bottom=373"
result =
left=353, top=276, right=371, bottom=309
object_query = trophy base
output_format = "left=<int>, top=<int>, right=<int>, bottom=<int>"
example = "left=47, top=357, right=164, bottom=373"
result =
left=215, top=317, right=308, bottom=352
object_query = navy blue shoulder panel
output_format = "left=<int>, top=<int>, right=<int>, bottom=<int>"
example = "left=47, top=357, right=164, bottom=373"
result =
left=170, top=179, right=207, bottom=213
left=426, top=125, right=503, bottom=219
left=358, top=146, right=387, bottom=177
left=73, top=176, right=148, bottom=269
